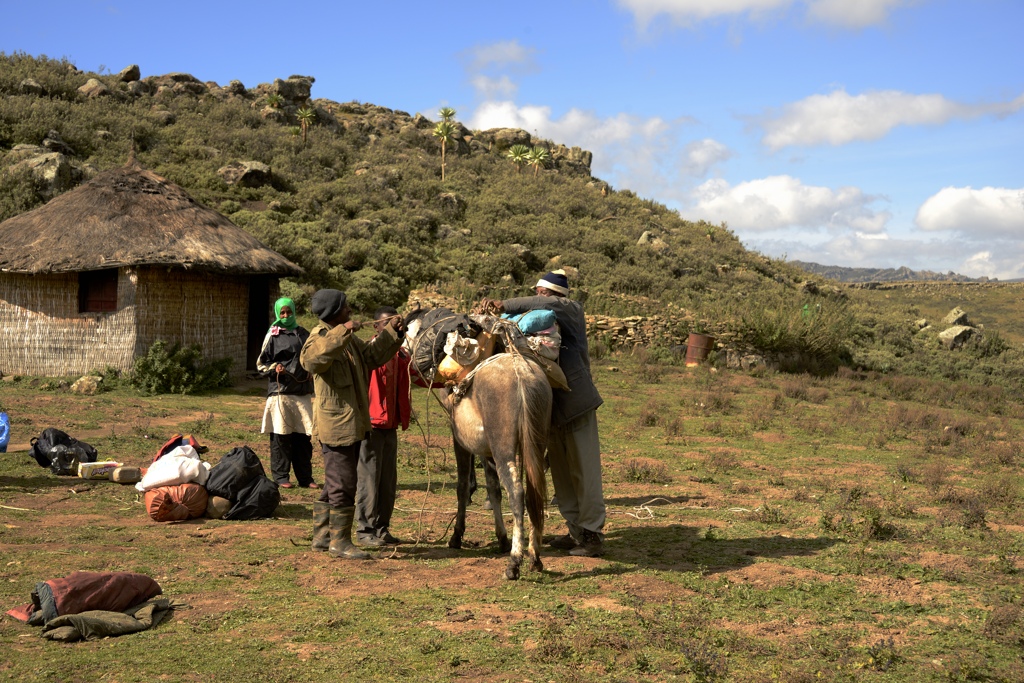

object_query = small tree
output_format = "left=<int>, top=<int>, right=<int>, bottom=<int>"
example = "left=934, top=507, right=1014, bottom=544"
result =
left=266, top=93, right=284, bottom=109
left=433, top=121, right=457, bottom=181
left=297, top=107, right=316, bottom=145
left=506, top=144, right=530, bottom=174
left=438, top=106, right=456, bottom=122
left=527, top=146, right=549, bottom=177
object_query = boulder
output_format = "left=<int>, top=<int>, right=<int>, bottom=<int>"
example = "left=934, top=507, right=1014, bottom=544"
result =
left=19, top=78, right=45, bottom=96
left=218, top=160, right=272, bottom=187
left=481, top=127, right=531, bottom=149
left=271, top=76, right=314, bottom=104
left=260, top=106, right=289, bottom=124
left=938, top=325, right=976, bottom=349
left=118, top=64, right=141, bottom=82
left=12, top=152, right=81, bottom=197
left=78, top=78, right=110, bottom=98
left=126, top=80, right=150, bottom=97
left=800, top=281, right=819, bottom=295
left=42, top=130, right=75, bottom=156
left=150, top=107, right=176, bottom=126
left=914, top=318, right=929, bottom=330
left=942, top=307, right=970, bottom=326
left=637, top=231, right=668, bottom=251
left=71, top=375, right=101, bottom=395
left=8, top=144, right=46, bottom=160
left=224, top=80, right=247, bottom=96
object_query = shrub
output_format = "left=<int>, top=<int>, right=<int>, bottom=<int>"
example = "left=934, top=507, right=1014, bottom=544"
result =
left=130, top=340, right=233, bottom=394
left=622, top=458, right=671, bottom=484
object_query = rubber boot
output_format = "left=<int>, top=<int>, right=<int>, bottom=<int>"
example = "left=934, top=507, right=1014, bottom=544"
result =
left=329, top=506, right=370, bottom=560
left=312, top=502, right=331, bottom=552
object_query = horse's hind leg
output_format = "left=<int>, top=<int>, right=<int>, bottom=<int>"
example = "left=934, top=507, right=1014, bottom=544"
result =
left=448, top=442, right=474, bottom=550
left=494, top=456, right=526, bottom=580
left=482, top=456, right=510, bottom=553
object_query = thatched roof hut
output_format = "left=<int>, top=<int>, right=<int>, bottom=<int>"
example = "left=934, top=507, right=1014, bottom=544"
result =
left=0, top=161, right=303, bottom=378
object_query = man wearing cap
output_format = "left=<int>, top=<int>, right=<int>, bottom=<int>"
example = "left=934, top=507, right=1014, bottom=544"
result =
left=483, top=270, right=606, bottom=557
left=300, top=289, right=405, bottom=560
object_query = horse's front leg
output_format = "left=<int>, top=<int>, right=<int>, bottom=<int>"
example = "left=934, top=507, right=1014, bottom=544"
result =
left=482, top=456, right=510, bottom=553
left=448, top=441, right=474, bottom=550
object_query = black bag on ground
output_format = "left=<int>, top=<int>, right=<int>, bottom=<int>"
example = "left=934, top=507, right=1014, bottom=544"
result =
left=205, top=446, right=265, bottom=500
left=222, top=475, right=280, bottom=520
left=28, top=428, right=98, bottom=475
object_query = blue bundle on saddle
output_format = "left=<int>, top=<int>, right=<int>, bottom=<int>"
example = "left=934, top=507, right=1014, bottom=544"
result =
left=503, top=309, right=556, bottom=334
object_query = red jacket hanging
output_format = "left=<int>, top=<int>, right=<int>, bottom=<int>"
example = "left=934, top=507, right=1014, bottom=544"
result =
left=368, top=348, right=411, bottom=430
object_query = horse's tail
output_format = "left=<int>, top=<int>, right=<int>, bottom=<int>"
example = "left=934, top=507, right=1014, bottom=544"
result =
left=512, top=356, right=547, bottom=536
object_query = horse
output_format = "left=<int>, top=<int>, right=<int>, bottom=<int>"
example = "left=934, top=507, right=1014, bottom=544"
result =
left=405, top=309, right=552, bottom=580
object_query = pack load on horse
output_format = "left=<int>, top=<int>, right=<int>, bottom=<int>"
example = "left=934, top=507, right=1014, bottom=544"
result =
left=404, top=306, right=556, bottom=579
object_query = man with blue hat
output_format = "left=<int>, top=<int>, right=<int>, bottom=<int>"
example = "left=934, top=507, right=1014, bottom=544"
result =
left=483, top=269, right=606, bottom=557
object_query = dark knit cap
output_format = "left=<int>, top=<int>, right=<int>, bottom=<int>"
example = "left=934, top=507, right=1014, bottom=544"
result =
left=311, top=289, right=347, bottom=321
left=536, top=270, right=569, bottom=295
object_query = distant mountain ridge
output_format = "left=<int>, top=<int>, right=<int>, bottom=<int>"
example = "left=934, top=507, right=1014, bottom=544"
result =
left=791, top=261, right=993, bottom=284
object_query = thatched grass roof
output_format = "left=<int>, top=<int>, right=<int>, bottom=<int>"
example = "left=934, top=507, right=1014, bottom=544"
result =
left=0, top=161, right=303, bottom=276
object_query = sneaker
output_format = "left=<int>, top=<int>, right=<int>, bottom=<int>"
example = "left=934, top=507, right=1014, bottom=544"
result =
left=547, top=533, right=578, bottom=550
left=568, top=531, right=604, bottom=557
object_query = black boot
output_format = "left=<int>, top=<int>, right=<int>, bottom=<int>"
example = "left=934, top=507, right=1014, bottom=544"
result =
left=312, top=502, right=331, bottom=552
left=329, top=506, right=370, bottom=560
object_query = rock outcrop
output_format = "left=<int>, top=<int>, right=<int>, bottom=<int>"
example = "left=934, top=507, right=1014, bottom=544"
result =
left=217, top=160, right=272, bottom=187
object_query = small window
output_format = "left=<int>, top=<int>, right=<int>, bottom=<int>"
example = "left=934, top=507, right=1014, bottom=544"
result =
left=78, top=269, right=118, bottom=313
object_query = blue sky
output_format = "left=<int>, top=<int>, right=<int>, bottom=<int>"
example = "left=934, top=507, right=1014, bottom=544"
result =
left=4, top=0, right=1023, bottom=278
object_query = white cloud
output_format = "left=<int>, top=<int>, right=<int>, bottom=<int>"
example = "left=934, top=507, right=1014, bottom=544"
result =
left=690, top=175, right=890, bottom=232
left=464, top=40, right=537, bottom=71
left=468, top=100, right=684, bottom=198
left=470, top=75, right=517, bottom=100
left=682, top=138, right=733, bottom=177
left=806, top=0, right=914, bottom=28
left=759, top=89, right=1024, bottom=150
left=916, top=186, right=1024, bottom=237
left=616, top=0, right=919, bottom=28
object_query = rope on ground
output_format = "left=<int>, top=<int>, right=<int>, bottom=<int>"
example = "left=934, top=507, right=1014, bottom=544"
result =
left=0, top=504, right=35, bottom=511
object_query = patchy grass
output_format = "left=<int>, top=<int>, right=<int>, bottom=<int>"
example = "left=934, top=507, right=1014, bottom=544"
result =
left=2, top=358, right=1024, bottom=682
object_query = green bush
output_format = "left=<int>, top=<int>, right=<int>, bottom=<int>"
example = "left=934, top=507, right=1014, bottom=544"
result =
left=130, top=341, right=233, bottom=395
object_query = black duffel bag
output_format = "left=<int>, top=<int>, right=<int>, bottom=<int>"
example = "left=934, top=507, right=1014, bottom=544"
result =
left=28, top=428, right=99, bottom=476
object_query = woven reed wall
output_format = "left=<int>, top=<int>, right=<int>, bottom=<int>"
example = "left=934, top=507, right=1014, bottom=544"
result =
left=0, top=269, right=138, bottom=376
left=133, top=267, right=249, bottom=377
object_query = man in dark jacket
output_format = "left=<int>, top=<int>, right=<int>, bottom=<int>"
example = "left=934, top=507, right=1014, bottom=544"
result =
left=355, top=306, right=411, bottom=547
left=484, top=270, right=606, bottom=557
left=300, top=290, right=404, bottom=560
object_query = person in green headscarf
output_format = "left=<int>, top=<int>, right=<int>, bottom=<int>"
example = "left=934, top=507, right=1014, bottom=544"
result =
left=257, top=297, right=317, bottom=489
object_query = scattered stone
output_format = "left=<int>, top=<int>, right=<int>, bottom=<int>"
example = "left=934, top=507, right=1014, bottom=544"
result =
left=71, top=375, right=101, bottom=395
left=42, top=130, right=75, bottom=156
left=260, top=106, right=288, bottom=124
left=77, top=78, right=110, bottom=98
left=150, top=108, right=176, bottom=126
left=218, top=160, right=273, bottom=187
left=224, top=80, right=246, bottom=96
left=914, top=318, right=929, bottom=330
left=118, top=64, right=141, bottom=82
left=206, top=496, right=232, bottom=519
left=19, top=78, right=44, bottom=96
left=938, top=325, right=977, bottom=349
left=942, top=307, right=970, bottom=326
left=800, top=281, right=819, bottom=295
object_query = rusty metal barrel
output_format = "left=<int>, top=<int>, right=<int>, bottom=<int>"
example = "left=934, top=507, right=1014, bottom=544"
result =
left=685, top=333, right=716, bottom=367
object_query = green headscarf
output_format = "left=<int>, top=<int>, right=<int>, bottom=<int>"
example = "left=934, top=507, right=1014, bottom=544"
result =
left=272, top=297, right=298, bottom=330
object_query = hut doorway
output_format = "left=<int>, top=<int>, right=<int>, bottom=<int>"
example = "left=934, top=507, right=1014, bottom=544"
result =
left=247, top=276, right=272, bottom=371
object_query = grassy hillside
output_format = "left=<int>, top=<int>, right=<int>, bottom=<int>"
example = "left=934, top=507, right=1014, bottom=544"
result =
left=3, top=53, right=1024, bottom=390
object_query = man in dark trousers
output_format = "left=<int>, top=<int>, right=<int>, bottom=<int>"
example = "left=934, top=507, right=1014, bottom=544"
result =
left=355, top=306, right=410, bottom=547
left=300, top=290, right=404, bottom=560
left=484, top=269, right=606, bottom=557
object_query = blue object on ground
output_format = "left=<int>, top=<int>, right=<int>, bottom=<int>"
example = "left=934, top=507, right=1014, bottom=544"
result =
left=0, top=412, right=10, bottom=453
